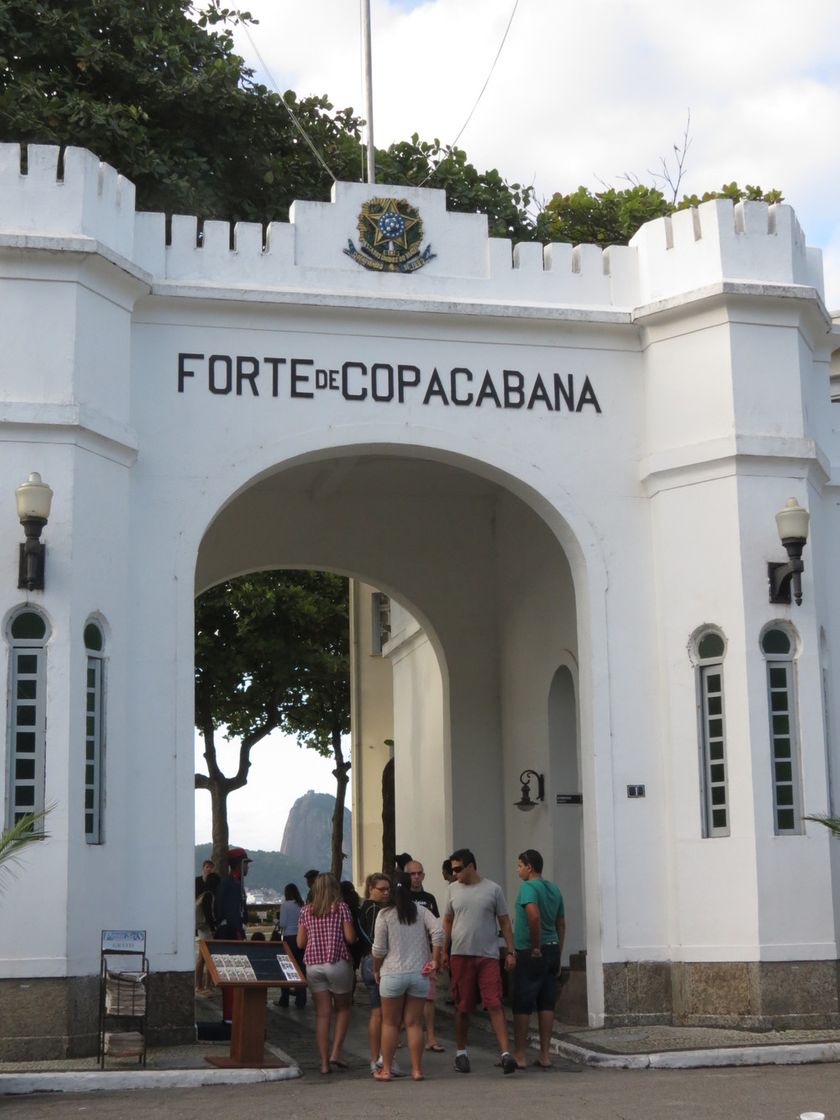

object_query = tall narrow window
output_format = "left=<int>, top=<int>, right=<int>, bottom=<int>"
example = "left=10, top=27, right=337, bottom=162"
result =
left=5, top=609, right=49, bottom=828
left=692, top=628, right=729, bottom=837
left=84, top=621, right=105, bottom=843
left=761, top=626, right=802, bottom=834
left=370, top=592, right=391, bottom=656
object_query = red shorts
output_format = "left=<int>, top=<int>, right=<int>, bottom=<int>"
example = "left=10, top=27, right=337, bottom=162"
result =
left=449, top=955, right=503, bottom=1013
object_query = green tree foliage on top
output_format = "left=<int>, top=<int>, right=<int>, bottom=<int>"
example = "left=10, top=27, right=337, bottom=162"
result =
left=377, top=134, right=534, bottom=242
left=0, top=0, right=533, bottom=237
left=0, top=0, right=364, bottom=221
left=195, top=571, right=350, bottom=876
left=0, top=0, right=784, bottom=248
left=535, top=182, right=784, bottom=249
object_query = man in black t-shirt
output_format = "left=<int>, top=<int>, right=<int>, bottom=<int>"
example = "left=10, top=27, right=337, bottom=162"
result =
left=406, top=859, right=444, bottom=1051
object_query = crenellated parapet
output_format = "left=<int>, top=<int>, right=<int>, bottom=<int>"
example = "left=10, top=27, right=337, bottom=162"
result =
left=630, top=198, right=824, bottom=305
left=0, top=143, right=825, bottom=312
left=0, top=144, right=136, bottom=261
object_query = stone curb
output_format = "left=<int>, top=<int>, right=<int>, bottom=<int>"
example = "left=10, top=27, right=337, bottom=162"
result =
left=0, top=1064, right=301, bottom=1095
left=553, top=1038, right=840, bottom=1071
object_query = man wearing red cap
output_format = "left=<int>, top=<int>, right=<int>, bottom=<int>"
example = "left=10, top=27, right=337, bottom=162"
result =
left=215, top=847, right=252, bottom=1024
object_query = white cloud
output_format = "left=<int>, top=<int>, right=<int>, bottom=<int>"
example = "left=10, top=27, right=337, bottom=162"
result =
left=234, top=0, right=840, bottom=305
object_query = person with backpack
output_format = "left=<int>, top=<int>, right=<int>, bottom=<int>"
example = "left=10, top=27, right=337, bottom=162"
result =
left=357, top=873, right=397, bottom=1075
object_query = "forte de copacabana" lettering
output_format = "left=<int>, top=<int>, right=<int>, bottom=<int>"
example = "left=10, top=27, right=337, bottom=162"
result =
left=177, top=353, right=602, bottom=413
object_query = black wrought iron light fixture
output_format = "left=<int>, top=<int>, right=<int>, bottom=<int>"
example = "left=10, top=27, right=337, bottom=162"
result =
left=16, top=472, right=53, bottom=591
left=514, top=769, right=545, bottom=812
left=768, top=498, right=810, bottom=606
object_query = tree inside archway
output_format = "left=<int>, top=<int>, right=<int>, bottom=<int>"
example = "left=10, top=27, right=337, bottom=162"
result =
left=194, top=570, right=350, bottom=876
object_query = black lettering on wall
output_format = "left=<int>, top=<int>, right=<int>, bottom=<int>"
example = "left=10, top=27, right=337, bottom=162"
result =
left=236, top=356, right=259, bottom=396
left=576, top=375, right=602, bottom=413
left=397, top=366, right=420, bottom=402
left=178, top=352, right=203, bottom=392
left=290, top=358, right=314, bottom=398
left=342, top=362, right=367, bottom=401
left=371, top=364, right=394, bottom=402
left=264, top=357, right=286, bottom=397
left=209, top=354, right=232, bottom=395
left=450, top=367, right=474, bottom=406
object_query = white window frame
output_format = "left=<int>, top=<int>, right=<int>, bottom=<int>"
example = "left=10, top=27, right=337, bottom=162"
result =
left=5, top=609, right=49, bottom=829
left=761, top=624, right=803, bottom=835
left=84, top=621, right=106, bottom=844
left=692, top=628, right=730, bottom=838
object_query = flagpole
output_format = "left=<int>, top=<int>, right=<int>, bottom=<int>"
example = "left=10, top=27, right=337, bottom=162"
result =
left=361, top=0, right=376, bottom=183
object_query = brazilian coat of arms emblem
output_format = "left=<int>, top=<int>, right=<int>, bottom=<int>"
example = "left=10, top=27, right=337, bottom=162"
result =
left=344, top=197, right=436, bottom=273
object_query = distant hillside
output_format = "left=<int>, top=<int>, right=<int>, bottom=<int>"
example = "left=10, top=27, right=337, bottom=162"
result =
left=195, top=843, right=310, bottom=895
left=195, top=790, right=352, bottom=892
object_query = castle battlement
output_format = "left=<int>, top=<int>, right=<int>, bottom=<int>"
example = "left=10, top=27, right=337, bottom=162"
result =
left=0, top=144, right=825, bottom=312
left=631, top=197, right=824, bottom=304
left=0, top=144, right=136, bottom=261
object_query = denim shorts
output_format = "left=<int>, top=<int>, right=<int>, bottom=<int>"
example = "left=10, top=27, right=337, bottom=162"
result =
left=378, top=971, right=429, bottom=999
left=361, top=954, right=381, bottom=1009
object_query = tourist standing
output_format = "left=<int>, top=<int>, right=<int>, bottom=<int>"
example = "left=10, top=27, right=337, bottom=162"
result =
left=372, top=872, right=443, bottom=1081
left=511, top=849, right=565, bottom=1069
left=297, top=873, right=357, bottom=1073
left=357, top=872, right=396, bottom=1073
left=442, top=848, right=517, bottom=1075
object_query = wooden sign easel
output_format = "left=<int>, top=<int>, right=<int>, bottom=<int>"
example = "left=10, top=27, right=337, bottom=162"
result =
left=200, top=939, right=305, bottom=1067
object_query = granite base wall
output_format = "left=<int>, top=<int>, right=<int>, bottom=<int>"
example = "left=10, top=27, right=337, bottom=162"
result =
left=0, top=971, right=195, bottom=1061
left=603, top=960, right=840, bottom=1029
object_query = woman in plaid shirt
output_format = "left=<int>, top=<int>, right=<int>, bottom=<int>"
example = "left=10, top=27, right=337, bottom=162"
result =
left=297, top=873, right=357, bottom=1073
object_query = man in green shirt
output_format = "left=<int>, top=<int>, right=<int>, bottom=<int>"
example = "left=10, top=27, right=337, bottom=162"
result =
left=511, top=849, right=565, bottom=1069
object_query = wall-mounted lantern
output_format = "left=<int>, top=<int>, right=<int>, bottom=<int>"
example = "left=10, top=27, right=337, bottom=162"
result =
left=16, top=472, right=53, bottom=591
left=514, top=769, right=545, bottom=812
left=768, top=498, right=810, bottom=606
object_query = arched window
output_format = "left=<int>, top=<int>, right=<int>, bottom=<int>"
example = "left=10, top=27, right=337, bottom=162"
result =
left=761, top=625, right=802, bottom=834
left=84, top=620, right=106, bottom=843
left=691, top=627, right=729, bottom=837
left=5, top=608, right=50, bottom=828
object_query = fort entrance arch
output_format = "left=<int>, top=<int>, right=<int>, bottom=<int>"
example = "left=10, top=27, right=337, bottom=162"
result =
left=194, top=449, right=589, bottom=993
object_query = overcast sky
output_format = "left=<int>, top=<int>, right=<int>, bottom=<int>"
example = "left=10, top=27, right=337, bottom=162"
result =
left=198, top=0, right=840, bottom=853
left=229, top=0, right=840, bottom=308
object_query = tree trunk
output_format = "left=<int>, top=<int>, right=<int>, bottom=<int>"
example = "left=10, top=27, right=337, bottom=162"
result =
left=330, top=726, right=351, bottom=879
left=210, top=777, right=231, bottom=875
left=382, top=757, right=395, bottom=874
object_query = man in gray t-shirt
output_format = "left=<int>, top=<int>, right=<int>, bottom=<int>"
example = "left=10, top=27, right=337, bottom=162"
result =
left=442, top=848, right=517, bottom=1075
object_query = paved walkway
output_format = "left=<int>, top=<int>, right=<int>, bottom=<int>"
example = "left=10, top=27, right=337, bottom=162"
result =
left=2, top=986, right=840, bottom=1096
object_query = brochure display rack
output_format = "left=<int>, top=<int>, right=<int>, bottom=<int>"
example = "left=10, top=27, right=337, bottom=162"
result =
left=199, top=938, right=305, bottom=1067
left=98, top=930, right=148, bottom=1068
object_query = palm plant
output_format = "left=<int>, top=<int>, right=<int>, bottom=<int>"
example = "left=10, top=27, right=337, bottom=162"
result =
left=804, top=814, right=840, bottom=837
left=0, top=806, right=51, bottom=893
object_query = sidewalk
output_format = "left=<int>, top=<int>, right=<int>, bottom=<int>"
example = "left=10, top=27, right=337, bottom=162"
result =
left=2, top=987, right=840, bottom=1095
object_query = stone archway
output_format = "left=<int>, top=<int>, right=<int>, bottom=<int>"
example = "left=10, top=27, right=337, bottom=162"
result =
left=194, top=450, right=583, bottom=917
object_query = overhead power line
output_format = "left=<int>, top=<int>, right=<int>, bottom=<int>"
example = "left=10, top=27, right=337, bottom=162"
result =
left=449, top=0, right=520, bottom=151
left=241, top=23, right=338, bottom=184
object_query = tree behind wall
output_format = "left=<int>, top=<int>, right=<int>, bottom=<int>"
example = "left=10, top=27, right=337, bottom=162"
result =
left=194, top=570, right=350, bottom=875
